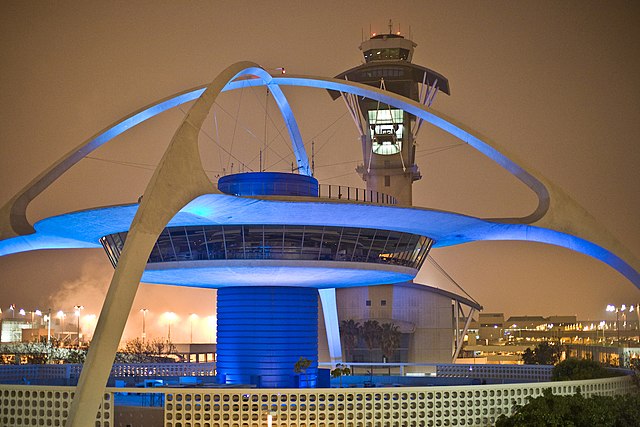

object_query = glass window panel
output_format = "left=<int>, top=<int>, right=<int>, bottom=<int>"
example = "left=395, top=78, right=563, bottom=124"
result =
left=282, top=225, right=304, bottom=260
left=185, top=226, right=206, bottom=260
left=369, top=230, right=390, bottom=263
left=301, top=226, right=323, bottom=260
left=156, top=229, right=176, bottom=262
left=205, top=227, right=226, bottom=260
left=337, top=228, right=359, bottom=261
left=243, top=225, right=265, bottom=259
left=103, top=225, right=430, bottom=268
left=263, top=225, right=285, bottom=259
left=319, top=227, right=341, bottom=260
left=168, top=227, right=191, bottom=260
left=223, top=226, right=244, bottom=259
left=357, top=229, right=377, bottom=263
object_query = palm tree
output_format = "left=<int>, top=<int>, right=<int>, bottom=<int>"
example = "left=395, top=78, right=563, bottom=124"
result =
left=340, top=319, right=361, bottom=362
left=361, top=320, right=381, bottom=384
left=379, top=322, right=401, bottom=374
left=362, top=320, right=381, bottom=357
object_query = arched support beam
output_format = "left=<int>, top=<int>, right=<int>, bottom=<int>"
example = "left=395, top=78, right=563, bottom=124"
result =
left=0, top=76, right=309, bottom=241
left=65, top=62, right=275, bottom=427
left=0, top=67, right=637, bottom=301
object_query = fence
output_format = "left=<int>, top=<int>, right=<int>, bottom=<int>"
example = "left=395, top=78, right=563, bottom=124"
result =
left=1, top=375, right=635, bottom=427
left=318, top=184, right=397, bottom=205
left=0, top=362, right=216, bottom=384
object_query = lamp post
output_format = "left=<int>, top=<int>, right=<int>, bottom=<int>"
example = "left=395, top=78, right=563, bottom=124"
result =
left=164, top=312, right=176, bottom=343
left=607, top=304, right=635, bottom=346
left=74, top=305, right=84, bottom=347
left=57, top=310, right=66, bottom=343
left=45, top=309, right=52, bottom=346
left=189, top=313, right=198, bottom=343
left=140, top=309, right=148, bottom=342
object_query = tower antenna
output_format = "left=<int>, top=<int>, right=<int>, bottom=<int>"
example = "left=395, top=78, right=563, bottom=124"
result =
left=388, top=19, right=393, bottom=34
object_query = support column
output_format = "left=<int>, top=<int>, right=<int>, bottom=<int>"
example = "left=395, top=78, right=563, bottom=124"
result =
left=217, top=286, right=318, bottom=388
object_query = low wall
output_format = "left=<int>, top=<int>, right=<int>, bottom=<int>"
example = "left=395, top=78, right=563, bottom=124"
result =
left=1, top=374, right=635, bottom=427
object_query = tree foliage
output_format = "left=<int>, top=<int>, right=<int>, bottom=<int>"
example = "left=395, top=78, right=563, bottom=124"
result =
left=293, top=356, right=312, bottom=374
left=496, top=388, right=640, bottom=427
left=339, top=319, right=361, bottom=361
left=115, top=338, right=178, bottom=363
left=361, top=320, right=381, bottom=353
left=379, top=322, right=401, bottom=362
left=552, top=358, right=618, bottom=381
left=521, top=341, right=562, bottom=365
left=330, top=364, right=351, bottom=387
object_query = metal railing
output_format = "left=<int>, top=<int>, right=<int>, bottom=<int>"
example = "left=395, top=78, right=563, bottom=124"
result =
left=318, top=184, right=397, bottom=205
left=0, top=361, right=216, bottom=383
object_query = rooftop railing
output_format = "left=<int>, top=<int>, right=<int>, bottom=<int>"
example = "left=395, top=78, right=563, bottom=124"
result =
left=216, top=180, right=398, bottom=205
left=318, top=184, right=398, bottom=205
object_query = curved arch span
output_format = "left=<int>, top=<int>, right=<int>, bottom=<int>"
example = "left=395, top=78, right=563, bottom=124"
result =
left=1, top=66, right=637, bottom=293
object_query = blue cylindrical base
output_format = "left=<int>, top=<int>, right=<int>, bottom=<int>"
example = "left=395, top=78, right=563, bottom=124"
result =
left=216, top=286, right=318, bottom=388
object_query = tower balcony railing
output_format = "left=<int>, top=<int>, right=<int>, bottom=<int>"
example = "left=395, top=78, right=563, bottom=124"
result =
left=318, top=184, right=397, bottom=205
left=216, top=180, right=398, bottom=205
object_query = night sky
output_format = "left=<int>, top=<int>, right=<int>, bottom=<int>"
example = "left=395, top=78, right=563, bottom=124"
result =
left=1, top=1, right=638, bottom=342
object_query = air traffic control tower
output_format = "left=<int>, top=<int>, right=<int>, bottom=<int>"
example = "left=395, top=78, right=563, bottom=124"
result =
left=331, top=30, right=450, bottom=205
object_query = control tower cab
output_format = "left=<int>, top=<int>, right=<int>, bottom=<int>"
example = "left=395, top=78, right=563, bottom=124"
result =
left=332, top=30, right=450, bottom=205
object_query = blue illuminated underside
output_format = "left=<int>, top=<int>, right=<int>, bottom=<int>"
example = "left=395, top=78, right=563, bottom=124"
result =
left=0, top=193, right=637, bottom=288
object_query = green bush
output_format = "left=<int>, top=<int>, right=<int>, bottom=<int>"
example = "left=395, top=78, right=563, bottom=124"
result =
left=496, top=388, right=640, bottom=427
left=551, top=358, right=618, bottom=381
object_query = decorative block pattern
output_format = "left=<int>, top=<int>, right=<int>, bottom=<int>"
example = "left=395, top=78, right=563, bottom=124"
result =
left=0, top=385, right=112, bottom=427
left=162, top=376, right=636, bottom=427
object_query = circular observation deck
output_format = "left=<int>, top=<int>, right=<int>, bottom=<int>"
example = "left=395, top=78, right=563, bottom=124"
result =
left=99, top=172, right=432, bottom=288
left=101, top=224, right=432, bottom=287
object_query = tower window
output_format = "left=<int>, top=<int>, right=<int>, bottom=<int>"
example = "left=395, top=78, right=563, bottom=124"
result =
left=366, top=300, right=371, bottom=306
left=384, top=176, right=391, bottom=187
left=381, top=300, right=387, bottom=306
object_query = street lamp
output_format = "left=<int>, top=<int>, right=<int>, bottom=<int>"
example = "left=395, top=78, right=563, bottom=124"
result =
left=140, top=309, right=148, bottom=342
left=74, top=305, right=84, bottom=347
left=164, top=312, right=177, bottom=343
left=57, top=310, right=66, bottom=342
left=607, top=304, right=636, bottom=346
left=189, top=313, right=198, bottom=343
left=32, top=309, right=42, bottom=328
left=44, top=309, right=52, bottom=346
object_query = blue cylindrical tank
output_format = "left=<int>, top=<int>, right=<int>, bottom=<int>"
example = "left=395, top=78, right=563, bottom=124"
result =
left=217, top=172, right=319, bottom=197
left=216, top=286, right=318, bottom=388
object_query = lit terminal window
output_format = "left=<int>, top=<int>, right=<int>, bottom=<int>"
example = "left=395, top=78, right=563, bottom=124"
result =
left=363, top=48, right=410, bottom=62
left=369, top=109, right=403, bottom=155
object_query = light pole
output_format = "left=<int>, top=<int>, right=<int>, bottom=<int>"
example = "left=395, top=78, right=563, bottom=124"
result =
left=607, top=304, right=636, bottom=346
left=57, top=311, right=66, bottom=343
left=140, top=309, right=148, bottom=342
left=45, top=309, right=52, bottom=346
left=164, top=312, right=176, bottom=343
left=189, top=313, right=198, bottom=343
left=74, top=305, right=84, bottom=347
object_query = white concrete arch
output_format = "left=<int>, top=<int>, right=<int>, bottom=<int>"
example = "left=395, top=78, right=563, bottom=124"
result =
left=65, top=62, right=295, bottom=426
left=0, top=72, right=309, bottom=241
